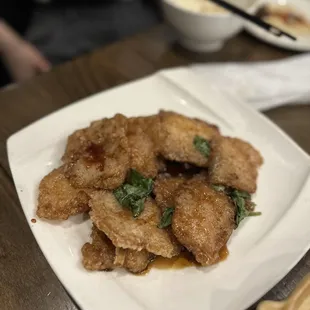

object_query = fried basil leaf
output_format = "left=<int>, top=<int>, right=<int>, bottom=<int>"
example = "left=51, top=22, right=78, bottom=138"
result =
left=193, top=135, right=211, bottom=158
left=114, top=169, right=153, bottom=218
left=231, top=190, right=261, bottom=228
left=158, top=207, right=175, bottom=229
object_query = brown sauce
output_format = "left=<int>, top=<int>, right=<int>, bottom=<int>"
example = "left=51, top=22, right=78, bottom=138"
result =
left=219, top=245, right=229, bottom=261
left=83, top=143, right=105, bottom=168
left=149, top=251, right=197, bottom=270
left=140, top=246, right=229, bottom=275
left=31, top=218, right=37, bottom=223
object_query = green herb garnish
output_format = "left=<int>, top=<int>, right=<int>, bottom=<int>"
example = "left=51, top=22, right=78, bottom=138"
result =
left=158, top=207, right=175, bottom=229
left=212, top=184, right=226, bottom=193
left=113, top=169, right=153, bottom=218
left=230, top=189, right=261, bottom=228
left=128, top=169, right=153, bottom=190
left=193, top=135, right=211, bottom=158
left=231, top=189, right=251, bottom=200
left=130, top=198, right=146, bottom=218
left=212, top=186, right=261, bottom=227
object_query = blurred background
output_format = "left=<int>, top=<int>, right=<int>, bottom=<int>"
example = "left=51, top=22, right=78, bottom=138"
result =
left=0, top=0, right=161, bottom=87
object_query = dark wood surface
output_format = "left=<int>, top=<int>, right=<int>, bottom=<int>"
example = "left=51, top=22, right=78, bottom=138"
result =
left=0, top=25, right=310, bottom=310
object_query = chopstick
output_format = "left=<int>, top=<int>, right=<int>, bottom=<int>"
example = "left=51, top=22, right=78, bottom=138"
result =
left=208, top=0, right=297, bottom=41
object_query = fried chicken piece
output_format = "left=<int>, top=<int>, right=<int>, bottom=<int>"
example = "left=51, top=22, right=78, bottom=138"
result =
left=37, top=167, right=90, bottom=220
left=62, top=116, right=124, bottom=163
left=64, top=114, right=130, bottom=190
left=62, top=128, right=90, bottom=163
left=128, top=115, right=163, bottom=152
left=158, top=111, right=220, bottom=167
left=128, top=131, right=159, bottom=178
left=82, top=226, right=153, bottom=273
left=153, top=175, right=186, bottom=211
left=114, top=248, right=154, bottom=273
left=81, top=225, right=115, bottom=271
left=90, top=192, right=181, bottom=258
left=172, top=180, right=235, bottom=266
left=64, top=138, right=129, bottom=190
left=208, top=137, right=263, bottom=193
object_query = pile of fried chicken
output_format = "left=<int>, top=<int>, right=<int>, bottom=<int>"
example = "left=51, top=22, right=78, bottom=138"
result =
left=37, top=111, right=263, bottom=274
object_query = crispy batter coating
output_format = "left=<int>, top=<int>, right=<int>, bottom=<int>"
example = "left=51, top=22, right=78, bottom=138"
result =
left=62, top=116, right=125, bottom=163
left=158, top=111, right=220, bottom=167
left=64, top=138, right=129, bottom=190
left=82, top=226, right=153, bottom=273
left=209, top=137, right=263, bottom=193
left=172, top=180, right=235, bottom=266
left=128, top=115, right=163, bottom=152
left=37, top=167, right=90, bottom=220
left=114, top=248, right=154, bottom=274
left=64, top=114, right=162, bottom=189
left=62, top=128, right=90, bottom=163
left=64, top=114, right=130, bottom=190
left=153, top=175, right=186, bottom=211
left=90, top=191, right=181, bottom=258
left=81, top=225, right=115, bottom=271
left=128, top=131, right=159, bottom=178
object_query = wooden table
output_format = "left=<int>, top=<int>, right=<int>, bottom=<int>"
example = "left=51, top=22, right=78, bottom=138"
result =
left=0, top=25, right=310, bottom=310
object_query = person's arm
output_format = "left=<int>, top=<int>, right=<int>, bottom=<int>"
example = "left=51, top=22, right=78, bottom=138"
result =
left=0, top=19, right=51, bottom=83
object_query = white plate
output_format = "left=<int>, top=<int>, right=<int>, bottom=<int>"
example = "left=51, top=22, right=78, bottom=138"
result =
left=245, top=0, right=310, bottom=51
left=7, top=67, right=310, bottom=310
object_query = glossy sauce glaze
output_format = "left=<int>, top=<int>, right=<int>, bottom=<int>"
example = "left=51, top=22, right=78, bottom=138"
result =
left=84, top=143, right=105, bottom=169
left=140, top=246, right=229, bottom=274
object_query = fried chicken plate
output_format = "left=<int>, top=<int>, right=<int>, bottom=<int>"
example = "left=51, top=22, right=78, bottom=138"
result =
left=37, top=110, right=263, bottom=274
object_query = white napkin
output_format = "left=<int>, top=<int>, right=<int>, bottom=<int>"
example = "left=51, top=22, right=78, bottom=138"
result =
left=191, top=54, right=310, bottom=111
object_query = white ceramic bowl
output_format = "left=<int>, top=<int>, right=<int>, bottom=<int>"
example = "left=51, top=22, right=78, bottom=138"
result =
left=162, top=0, right=259, bottom=52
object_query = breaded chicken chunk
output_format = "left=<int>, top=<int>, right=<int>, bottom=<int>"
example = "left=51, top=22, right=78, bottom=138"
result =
left=90, top=191, right=181, bottom=258
left=64, top=114, right=162, bottom=189
left=64, top=114, right=130, bottom=190
left=208, top=137, right=263, bottom=193
left=128, top=131, right=159, bottom=178
left=153, top=175, right=186, bottom=211
left=82, top=226, right=153, bottom=273
left=172, top=180, right=235, bottom=266
left=37, top=167, right=90, bottom=220
left=81, top=225, right=115, bottom=271
left=62, top=128, right=90, bottom=163
left=128, top=115, right=163, bottom=152
left=64, top=137, right=129, bottom=190
left=158, top=111, right=220, bottom=167
left=62, top=115, right=127, bottom=163
left=114, top=248, right=154, bottom=273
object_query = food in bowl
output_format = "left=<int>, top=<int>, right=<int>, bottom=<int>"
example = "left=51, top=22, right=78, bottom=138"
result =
left=170, top=0, right=228, bottom=14
left=36, top=111, right=263, bottom=274
left=162, top=0, right=257, bottom=52
left=257, top=4, right=310, bottom=36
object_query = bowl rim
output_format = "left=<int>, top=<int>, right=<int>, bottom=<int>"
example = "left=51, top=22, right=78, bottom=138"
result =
left=162, top=0, right=263, bottom=18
